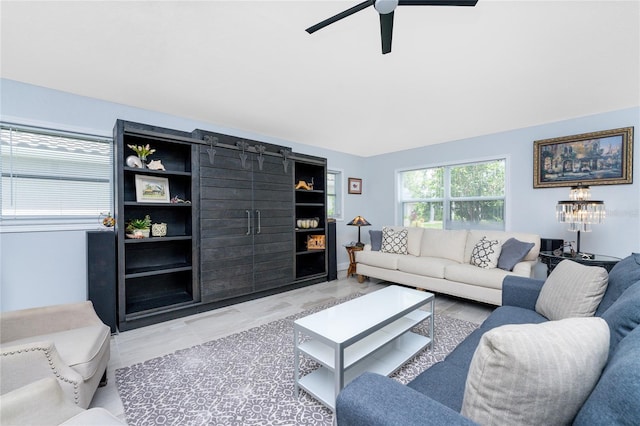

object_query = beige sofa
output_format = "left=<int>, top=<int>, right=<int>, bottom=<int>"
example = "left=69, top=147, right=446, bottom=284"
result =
left=356, top=228, right=540, bottom=306
left=0, top=301, right=110, bottom=409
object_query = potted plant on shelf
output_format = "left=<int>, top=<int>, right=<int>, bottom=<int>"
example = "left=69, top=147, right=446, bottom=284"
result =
left=127, top=143, right=156, bottom=167
left=126, top=215, right=151, bottom=238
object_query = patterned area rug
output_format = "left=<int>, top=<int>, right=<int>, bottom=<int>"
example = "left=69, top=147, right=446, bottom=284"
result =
left=116, top=294, right=479, bottom=425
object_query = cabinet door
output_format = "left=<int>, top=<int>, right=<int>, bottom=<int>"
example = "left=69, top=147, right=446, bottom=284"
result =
left=252, top=152, right=294, bottom=292
left=200, top=146, right=255, bottom=302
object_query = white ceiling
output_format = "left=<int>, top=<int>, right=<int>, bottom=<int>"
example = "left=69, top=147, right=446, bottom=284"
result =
left=1, top=1, right=639, bottom=156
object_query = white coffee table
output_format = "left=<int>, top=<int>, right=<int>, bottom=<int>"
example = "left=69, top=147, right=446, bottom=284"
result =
left=293, top=285, right=434, bottom=411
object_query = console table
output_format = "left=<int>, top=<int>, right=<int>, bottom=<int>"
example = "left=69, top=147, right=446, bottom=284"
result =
left=539, top=251, right=621, bottom=276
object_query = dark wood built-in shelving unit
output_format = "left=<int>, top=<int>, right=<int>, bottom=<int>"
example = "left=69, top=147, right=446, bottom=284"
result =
left=114, top=120, right=200, bottom=330
left=114, top=120, right=328, bottom=330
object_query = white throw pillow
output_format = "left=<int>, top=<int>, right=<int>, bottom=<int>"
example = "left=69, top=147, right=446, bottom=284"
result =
left=535, top=259, right=608, bottom=320
left=461, top=317, right=609, bottom=426
left=469, top=236, right=501, bottom=269
left=380, top=227, right=408, bottom=255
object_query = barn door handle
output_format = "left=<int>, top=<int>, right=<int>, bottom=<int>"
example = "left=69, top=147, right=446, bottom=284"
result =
left=246, top=210, right=251, bottom=235
left=256, top=210, right=261, bottom=234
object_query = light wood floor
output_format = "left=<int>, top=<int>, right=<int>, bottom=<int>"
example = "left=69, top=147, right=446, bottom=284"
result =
left=90, top=275, right=494, bottom=422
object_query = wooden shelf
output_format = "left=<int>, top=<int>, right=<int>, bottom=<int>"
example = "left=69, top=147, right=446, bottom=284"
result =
left=124, top=166, right=191, bottom=177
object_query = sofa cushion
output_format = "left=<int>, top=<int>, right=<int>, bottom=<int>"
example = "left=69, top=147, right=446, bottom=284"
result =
left=397, top=256, right=458, bottom=279
left=535, top=259, right=608, bottom=320
left=380, top=227, right=408, bottom=255
left=470, top=236, right=502, bottom=269
left=420, top=229, right=468, bottom=263
left=406, top=361, right=469, bottom=412
left=596, top=253, right=640, bottom=316
left=498, top=238, right=535, bottom=271
left=369, top=230, right=382, bottom=251
left=355, top=250, right=403, bottom=270
left=461, top=317, right=609, bottom=426
left=463, top=230, right=539, bottom=265
left=601, top=280, right=640, bottom=356
left=444, top=264, right=509, bottom=290
left=5, top=325, right=110, bottom=380
left=573, top=325, right=640, bottom=425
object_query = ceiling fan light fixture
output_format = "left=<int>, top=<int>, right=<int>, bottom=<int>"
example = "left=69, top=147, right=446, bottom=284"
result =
left=374, top=0, right=399, bottom=14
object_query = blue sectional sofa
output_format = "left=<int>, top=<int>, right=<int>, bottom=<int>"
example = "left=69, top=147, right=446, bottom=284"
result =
left=336, top=253, right=640, bottom=425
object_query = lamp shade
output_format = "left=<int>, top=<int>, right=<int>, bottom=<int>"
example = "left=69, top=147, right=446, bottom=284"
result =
left=347, top=216, right=371, bottom=227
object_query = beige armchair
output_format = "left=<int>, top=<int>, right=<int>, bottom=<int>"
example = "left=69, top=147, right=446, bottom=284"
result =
left=0, top=377, right=124, bottom=425
left=0, top=301, right=110, bottom=408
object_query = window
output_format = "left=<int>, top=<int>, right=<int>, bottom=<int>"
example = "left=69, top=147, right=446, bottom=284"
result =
left=1, top=123, right=113, bottom=231
left=327, top=170, right=343, bottom=220
left=399, top=158, right=506, bottom=230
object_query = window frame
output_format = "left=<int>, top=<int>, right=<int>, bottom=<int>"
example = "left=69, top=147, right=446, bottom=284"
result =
left=396, top=156, right=509, bottom=231
left=327, top=168, right=344, bottom=221
left=1, top=121, right=114, bottom=233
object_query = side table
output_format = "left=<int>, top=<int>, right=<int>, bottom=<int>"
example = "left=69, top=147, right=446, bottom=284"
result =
left=539, top=251, right=621, bottom=276
left=345, top=245, right=363, bottom=278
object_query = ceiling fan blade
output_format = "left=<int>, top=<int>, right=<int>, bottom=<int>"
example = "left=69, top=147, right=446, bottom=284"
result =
left=380, top=11, right=394, bottom=54
left=306, top=0, right=375, bottom=34
left=398, top=0, right=477, bottom=6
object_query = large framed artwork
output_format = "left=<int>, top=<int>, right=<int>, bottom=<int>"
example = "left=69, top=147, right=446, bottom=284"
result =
left=135, top=175, right=171, bottom=203
left=533, top=127, right=633, bottom=188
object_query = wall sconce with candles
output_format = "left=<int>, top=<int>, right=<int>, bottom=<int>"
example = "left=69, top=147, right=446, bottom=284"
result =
left=347, top=216, right=371, bottom=247
left=556, top=183, right=605, bottom=257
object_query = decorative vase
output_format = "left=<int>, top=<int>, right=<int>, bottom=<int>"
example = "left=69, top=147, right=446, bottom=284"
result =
left=138, top=155, right=147, bottom=168
left=151, top=223, right=167, bottom=237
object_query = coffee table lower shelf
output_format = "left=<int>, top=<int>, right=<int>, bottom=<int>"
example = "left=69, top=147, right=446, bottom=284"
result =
left=298, top=331, right=431, bottom=410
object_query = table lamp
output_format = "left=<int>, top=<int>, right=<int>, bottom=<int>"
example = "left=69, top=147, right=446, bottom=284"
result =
left=347, top=216, right=371, bottom=247
left=556, top=183, right=605, bottom=257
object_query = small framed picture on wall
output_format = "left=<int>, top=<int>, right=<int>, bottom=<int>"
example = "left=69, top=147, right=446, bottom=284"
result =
left=348, top=177, right=362, bottom=194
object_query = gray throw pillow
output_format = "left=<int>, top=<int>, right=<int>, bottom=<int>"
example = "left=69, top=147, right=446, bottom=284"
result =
left=498, top=237, right=535, bottom=271
left=461, top=317, right=610, bottom=426
left=535, top=259, right=608, bottom=320
left=369, top=230, right=382, bottom=251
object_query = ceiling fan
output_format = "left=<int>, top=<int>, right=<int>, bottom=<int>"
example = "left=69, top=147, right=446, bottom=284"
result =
left=306, top=0, right=478, bottom=54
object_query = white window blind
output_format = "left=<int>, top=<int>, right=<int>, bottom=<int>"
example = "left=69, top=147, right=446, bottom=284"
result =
left=1, top=124, right=113, bottom=231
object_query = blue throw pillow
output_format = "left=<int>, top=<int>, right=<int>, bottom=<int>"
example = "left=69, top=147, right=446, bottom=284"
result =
left=369, top=230, right=382, bottom=251
left=497, top=238, right=535, bottom=271
left=596, top=253, right=640, bottom=316
left=601, top=280, right=640, bottom=356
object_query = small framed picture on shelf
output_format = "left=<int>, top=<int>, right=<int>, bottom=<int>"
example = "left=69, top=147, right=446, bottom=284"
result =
left=348, top=177, right=362, bottom=194
left=307, top=235, right=326, bottom=250
left=135, top=175, right=171, bottom=203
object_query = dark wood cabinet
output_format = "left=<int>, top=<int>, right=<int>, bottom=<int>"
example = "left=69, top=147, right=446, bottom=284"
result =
left=87, top=231, right=117, bottom=333
left=194, top=130, right=294, bottom=302
left=114, top=120, right=200, bottom=331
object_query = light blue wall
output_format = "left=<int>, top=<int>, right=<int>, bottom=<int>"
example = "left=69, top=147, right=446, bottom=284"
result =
left=1, top=78, right=638, bottom=311
left=362, top=108, right=640, bottom=258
